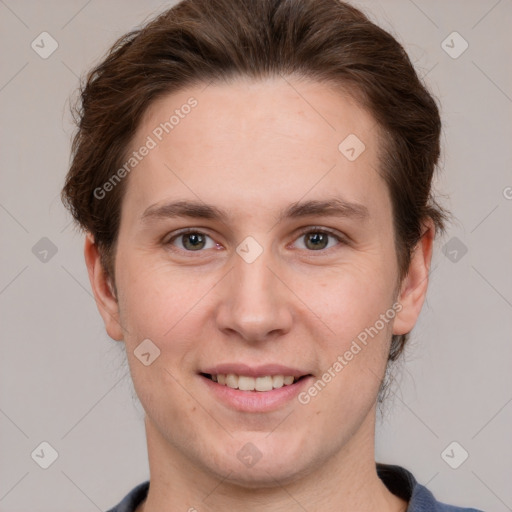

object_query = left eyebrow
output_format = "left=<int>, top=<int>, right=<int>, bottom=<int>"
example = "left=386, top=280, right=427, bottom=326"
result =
left=281, top=198, right=369, bottom=222
left=140, top=197, right=369, bottom=224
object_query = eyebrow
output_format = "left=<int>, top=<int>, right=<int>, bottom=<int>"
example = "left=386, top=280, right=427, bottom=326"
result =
left=140, top=197, right=369, bottom=225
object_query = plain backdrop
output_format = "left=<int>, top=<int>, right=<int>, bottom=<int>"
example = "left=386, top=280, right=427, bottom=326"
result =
left=0, top=1, right=511, bottom=511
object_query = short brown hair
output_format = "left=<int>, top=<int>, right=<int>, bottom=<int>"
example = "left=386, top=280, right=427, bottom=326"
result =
left=61, top=0, right=448, bottom=363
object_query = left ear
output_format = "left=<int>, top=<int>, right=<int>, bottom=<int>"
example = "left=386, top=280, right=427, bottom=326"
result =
left=393, top=218, right=435, bottom=336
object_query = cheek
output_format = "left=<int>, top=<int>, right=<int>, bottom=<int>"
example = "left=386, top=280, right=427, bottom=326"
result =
left=117, top=245, right=397, bottom=349
left=295, top=259, right=396, bottom=344
left=293, top=259, right=396, bottom=404
left=116, top=254, right=214, bottom=340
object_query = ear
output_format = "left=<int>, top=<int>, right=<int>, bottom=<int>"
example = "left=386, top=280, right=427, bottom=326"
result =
left=84, top=233, right=124, bottom=341
left=393, top=219, right=435, bottom=336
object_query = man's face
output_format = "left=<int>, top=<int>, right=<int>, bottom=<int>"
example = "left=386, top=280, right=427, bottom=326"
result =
left=103, top=77, right=407, bottom=484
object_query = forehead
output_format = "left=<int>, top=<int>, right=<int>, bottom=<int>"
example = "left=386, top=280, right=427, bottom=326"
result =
left=121, top=76, right=388, bottom=225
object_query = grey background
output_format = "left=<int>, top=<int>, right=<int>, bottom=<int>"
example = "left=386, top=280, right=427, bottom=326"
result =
left=0, top=1, right=511, bottom=511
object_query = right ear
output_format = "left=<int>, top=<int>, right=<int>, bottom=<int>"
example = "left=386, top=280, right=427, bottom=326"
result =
left=84, top=233, right=124, bottom=341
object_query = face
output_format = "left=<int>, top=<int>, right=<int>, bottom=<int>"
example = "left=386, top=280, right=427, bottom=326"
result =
left=87, top=76, right=431, bottom=487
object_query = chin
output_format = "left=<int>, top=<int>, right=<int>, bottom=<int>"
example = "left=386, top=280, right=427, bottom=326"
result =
left=216, top=463, right=306, bottom=489
left=204, top=438, right=317, bottom=489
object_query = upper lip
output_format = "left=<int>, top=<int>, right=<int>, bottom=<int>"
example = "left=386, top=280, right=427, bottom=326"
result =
left=200, top=363, right=312, bottom=378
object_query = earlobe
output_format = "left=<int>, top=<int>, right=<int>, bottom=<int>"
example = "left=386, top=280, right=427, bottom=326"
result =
left=392, top=220, right=435, bottom=336
left=84, top=233, right=124, bottom=341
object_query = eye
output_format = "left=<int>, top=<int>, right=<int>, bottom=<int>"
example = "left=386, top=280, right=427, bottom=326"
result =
left=164, top=226, right=346, bottom=254
left=165, top=229, right=219, bottom=252
left=292, top=227, right=345, bottom=252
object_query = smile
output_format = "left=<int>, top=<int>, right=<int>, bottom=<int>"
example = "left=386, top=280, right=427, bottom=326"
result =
left=201, top=373, right=310, bottom=392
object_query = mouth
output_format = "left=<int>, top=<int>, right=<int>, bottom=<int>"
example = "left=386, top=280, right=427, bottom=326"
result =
left=198, top=364, right=314, bottom=411
left=200, top=373, right=312, bottom=392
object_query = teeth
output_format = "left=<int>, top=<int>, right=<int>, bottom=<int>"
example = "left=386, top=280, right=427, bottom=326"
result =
left=226, top=374, right=238, bottom=389
left=272, top=375, right=284, bottom=388
left=255, top=376, right=273, bottom=392
left=208, top=373, right=300, bottom=391
left=238, top=376, right=255, bottom=391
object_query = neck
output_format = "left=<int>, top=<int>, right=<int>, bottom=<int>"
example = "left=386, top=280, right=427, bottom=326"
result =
left=138, top=411, right=407, bottom=512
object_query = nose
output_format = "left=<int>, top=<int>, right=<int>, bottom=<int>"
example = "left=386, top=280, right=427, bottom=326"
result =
left=215, top=246, right=293, bottom=344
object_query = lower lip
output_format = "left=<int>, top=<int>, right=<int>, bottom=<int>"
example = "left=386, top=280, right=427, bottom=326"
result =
left=200, top=375, right=313, bottom=412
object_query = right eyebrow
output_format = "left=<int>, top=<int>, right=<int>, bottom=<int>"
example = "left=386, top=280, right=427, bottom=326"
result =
left=140, top=200, right=230, bottom=223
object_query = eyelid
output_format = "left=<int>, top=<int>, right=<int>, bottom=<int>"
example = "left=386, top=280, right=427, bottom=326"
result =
left=163, top=226, right=212, bottom=243
left=289, top=225, right=348, bottom=251
left=163, top=227, right=220, bottom=254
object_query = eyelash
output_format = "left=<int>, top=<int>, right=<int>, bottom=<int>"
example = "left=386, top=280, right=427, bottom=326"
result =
left=163, top=226, right=347, bottom=255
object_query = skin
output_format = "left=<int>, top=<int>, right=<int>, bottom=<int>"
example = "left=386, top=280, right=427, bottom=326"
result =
left=85, top=76, right=433, bottom=511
